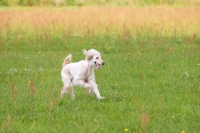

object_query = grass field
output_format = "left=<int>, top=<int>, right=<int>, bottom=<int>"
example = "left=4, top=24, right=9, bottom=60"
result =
left=0, top=6, right=200, bottom=133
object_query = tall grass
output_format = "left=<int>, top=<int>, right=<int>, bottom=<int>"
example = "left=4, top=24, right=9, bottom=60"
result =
left=0, top=7, right=200, bottom=133
left=0, top=7, right=200, bottom=38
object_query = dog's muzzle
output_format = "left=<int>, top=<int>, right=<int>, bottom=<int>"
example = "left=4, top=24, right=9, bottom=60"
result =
left=95, top=61, right=105, bottom=70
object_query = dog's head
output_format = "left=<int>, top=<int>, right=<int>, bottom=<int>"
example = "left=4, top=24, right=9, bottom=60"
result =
left=83, top=49, right=105, bottom=70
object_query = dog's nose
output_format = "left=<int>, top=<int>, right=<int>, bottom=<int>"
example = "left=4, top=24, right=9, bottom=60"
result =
left=102, top=62, right=105, bottom=65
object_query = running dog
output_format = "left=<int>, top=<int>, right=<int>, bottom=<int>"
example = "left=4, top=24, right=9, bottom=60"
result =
left=61, top=49, right=105, bottom=100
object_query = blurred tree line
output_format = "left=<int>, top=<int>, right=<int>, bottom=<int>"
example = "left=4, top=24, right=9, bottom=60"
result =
left=0, top=0, right=199, bottom=6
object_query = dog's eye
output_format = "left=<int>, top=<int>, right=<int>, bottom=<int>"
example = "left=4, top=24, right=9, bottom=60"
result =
left=96, top=57, right=99, bottom=59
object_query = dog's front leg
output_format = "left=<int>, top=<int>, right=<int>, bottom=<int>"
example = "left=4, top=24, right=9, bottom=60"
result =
left=73, top=80, right=91, bottom=89
left=90, top=82, right=105, bottom=100
left=73, top=80, right=94, bottom=96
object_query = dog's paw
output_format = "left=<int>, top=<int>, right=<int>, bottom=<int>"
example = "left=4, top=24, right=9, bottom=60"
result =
left=98, top=96, right=105, bottom=100
left=60, top=92, right=64, bottom=98
left=71, top=96, right=75, bottom=100
left=88, top=89, right=94, bottom=96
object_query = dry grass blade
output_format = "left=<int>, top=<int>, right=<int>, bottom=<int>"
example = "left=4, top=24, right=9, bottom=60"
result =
left=141, top=112, right=150, bottom=132
left=2, top=114, right=11, bottom=131
left=74, top=122, right=86, bottom=132
left=10, top=83, right=17, bottom=100
left=50, top=97, right=56, bottom=111
left=29, top=79, right=36, bottom=95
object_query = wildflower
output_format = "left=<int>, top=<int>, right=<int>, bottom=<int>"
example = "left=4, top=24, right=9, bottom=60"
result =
left=94, top=119, right=97, bottom=122
left=184, top=72, right=189, bottom=78
left=106, top=46, right=111, bottom=50
left=125, top=128, right=128, bottom=132
left=181, top=130, right=185, bottom=133
left=172, top=116, right=175, bottom=118
left=57, top=124, right=60, bottom=127
left=197, top=64, right=200, bottom=66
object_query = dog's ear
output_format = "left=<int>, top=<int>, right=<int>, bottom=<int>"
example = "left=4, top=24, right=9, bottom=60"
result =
left=83, top=49, right=93, bottom=60
left=83, top=49, right=87, bottom=56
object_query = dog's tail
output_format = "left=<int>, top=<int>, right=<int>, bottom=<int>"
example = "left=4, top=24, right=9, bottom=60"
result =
left=62, top=54, right=72, bottom=68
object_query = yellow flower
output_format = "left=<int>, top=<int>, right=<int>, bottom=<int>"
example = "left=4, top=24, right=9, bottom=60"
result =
left=197, top=64, right=200, bottom=66
left=125, top=128, right=128, bottom=132
left=181, top=130, right=185, bottom=133
left=94, top=119, right=98, bottom=123
left=172, top=116, right=175, bottom=118
left=57, top=124, right=60, bottom=127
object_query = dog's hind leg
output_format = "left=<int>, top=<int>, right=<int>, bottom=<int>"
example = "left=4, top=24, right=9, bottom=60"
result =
left=66, top=86, right=75, bottom=100
left=61, top=71, right=75, bottom=100
left=61, top=86, right=68, bottom=98
left=61, top=84, right=75, bottom=100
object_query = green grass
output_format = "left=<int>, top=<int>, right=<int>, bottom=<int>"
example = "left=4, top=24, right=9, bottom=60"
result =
left=0, top=7, right=200, bottom=133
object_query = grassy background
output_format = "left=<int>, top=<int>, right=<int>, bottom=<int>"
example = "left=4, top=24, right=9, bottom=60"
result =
left=0, top=6, right=200, bottom=133
left=1, top=0, right=200, bottom=6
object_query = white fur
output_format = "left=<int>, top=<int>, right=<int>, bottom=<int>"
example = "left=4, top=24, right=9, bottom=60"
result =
left=61, top=49, right=105, bottom=100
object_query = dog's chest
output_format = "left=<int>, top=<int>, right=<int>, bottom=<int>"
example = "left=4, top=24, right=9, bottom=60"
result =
left=85, top=68, right=93, bottom=77
left=81, top=68, right=94, bottom=81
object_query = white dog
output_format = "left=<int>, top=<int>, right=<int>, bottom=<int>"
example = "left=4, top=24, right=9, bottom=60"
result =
left=61, top=49, right=105, bottom=100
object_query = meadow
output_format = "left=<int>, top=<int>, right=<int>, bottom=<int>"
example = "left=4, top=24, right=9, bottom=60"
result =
left=0, top=6, right=200, bottom=133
